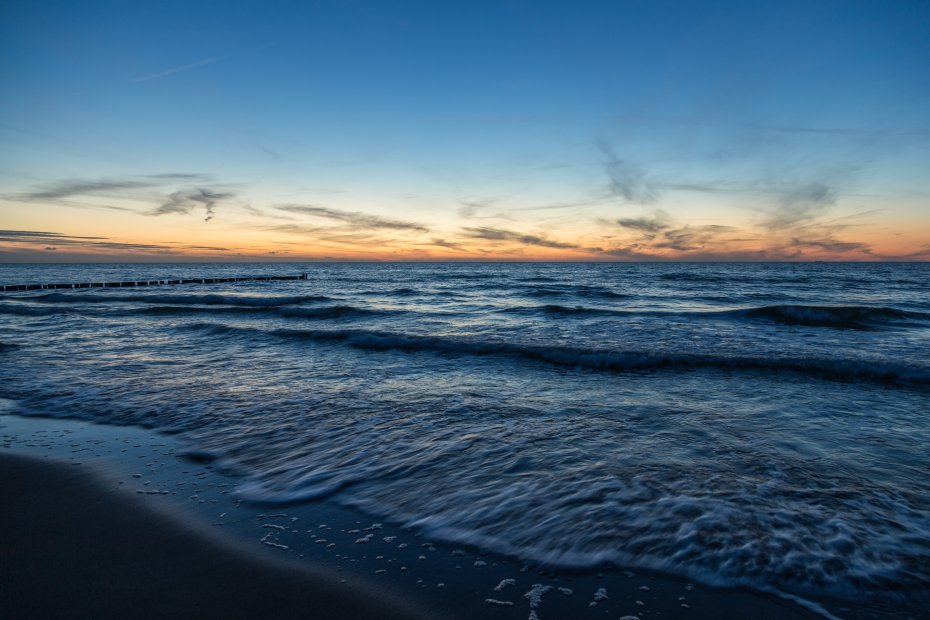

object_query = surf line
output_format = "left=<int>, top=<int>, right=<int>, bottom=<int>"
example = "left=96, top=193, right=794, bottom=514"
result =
left=0, top=274, right=310, bottom=292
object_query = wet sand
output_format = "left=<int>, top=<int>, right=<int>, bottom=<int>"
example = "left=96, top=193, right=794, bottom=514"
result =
left=1, top=413, right=862, bottom=620
left=0, top=451, right=434, bottom=620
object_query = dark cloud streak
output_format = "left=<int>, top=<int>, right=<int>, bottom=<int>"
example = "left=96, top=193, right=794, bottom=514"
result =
left=430, top=238, right=470, bottom=252
left=0, top=230, right=175, bottom=252
left=150, top=188, right=235, bottom=222
left=616, top=212, right=672, bottom=236
left=788, top=237, right=869, bottom=253
left=13, top=175, right=233, bottom=221
left=18, top=179, right=156, bottom=201
left=460, top=226, right=582, bottom=250
left=275, top=204, right=429, bottom=232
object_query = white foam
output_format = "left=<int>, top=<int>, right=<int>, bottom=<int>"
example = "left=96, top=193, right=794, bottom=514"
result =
left=524, top=584, right=552, bottom=609
left=493, top=578, right=516, bottom=592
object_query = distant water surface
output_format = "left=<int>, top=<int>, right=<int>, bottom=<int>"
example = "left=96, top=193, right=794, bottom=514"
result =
left=1, top=262, right=928, bottom=612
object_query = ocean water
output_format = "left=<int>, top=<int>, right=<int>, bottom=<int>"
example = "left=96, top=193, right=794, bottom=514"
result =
left=1, top=262, right=928, bottom=611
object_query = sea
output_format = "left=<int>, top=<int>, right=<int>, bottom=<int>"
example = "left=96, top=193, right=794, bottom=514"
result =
left=1, top=262, right=928, bottom=612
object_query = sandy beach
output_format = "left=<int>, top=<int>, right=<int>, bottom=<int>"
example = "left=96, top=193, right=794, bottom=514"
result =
left=0, top=450, right=434, bottom=620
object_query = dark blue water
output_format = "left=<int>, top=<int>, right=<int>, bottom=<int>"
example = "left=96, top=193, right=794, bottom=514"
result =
left=1, top=262, right=928, bottom=612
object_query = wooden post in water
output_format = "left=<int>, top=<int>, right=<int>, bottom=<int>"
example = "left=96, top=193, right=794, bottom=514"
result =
left=0, top=273, right=309, bottom=292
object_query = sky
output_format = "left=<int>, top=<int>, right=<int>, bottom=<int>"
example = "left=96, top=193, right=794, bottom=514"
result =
left=1, top=0, right=929, bottom=262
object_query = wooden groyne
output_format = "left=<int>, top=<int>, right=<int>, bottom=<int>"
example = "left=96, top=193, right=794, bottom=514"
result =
left=0, top=274, right=309, bottom=292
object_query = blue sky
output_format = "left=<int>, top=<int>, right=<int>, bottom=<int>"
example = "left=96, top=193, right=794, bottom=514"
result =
left=1, top=0, right=928, bottom=260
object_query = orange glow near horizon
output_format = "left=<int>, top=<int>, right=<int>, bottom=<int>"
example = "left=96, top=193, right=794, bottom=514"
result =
left=1, top=159, right=928, bottom=263
left=2, top=187, right=927, bottom=262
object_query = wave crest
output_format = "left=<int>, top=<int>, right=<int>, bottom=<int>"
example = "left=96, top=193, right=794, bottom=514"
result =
left=523, top=286, right=627, bottom=300
left=183, top=323, right=930, bottom=386
left=140, top=304, right=390, bottom=320
left=737, top=305, right=924, bottom=329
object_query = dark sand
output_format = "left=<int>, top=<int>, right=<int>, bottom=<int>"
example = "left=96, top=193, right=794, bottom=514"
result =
left=0, top=452, right=434, bottom=620
left=3, top=414, right=872, bottom=620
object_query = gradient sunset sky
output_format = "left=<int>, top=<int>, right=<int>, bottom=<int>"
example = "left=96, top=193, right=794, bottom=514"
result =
left=2, top=0, right=928, bottom=262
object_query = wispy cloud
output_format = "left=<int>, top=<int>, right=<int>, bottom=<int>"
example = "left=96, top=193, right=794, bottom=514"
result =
left=130, top=56, right=224, bottom=82
left=762, top=182, right=836, bottom=231
left=652, top=225, right=738, bottom=251
left=753, top=180, right=875, bottom=256
left=11, top=175, right=234, bottom=221
left=0, top=230, right=105, bottom=241
left=275, top=204, right=429, bottom=232
left=788, top=237, right=869, bottom=253
left=429, top=238, right=471, bottom=252
left=600, top=246, right=653, bottom=259
left=241, top=204, right=266, bottom=217
left=507, top=198, right=607, bottom=214
left=0, top=230, right=174, bottom=252
left=460, top=226, right=583, bottom=250
left=458, top=198, right=495, bottom=219
left=146, top=173, right=213, bottom=181
left=17, top=179, right=156, bottom=202
left=616, top=211, right=673, bottom=237
left=599, top=141, right=660, bottom=204
left=266, top=224, right=387, bottom=245
left=151, top=188, right=236, bottom=222
left=601, top=213, right=744, bottom=256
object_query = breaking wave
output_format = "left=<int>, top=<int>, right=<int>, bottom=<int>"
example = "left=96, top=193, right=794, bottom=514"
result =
left=139, top=304, right=394, bottom=320
left=523, top=286, right=628, bottom=299
left=184, top=322, right=930, bottom=386
left=499, top=302, right=927, bottom=329
left=733, top=305, right=925, bottom=329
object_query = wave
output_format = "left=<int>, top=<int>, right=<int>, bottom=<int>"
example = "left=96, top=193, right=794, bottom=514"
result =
left=658, top=272, right=814, bottom=285
left=281, top=305, right=391, bottom=320
left=522, top=286, right=627, bottom=300
left=354, top=287, right=466, bottom=298
left=140, top=304, right=393, bottom=320
left=353, top=287, right=419, bottom=296
left=0, top=299, right=389, bottom=322
left=14, top=292, right=333, bottom=307
left=184, top=323, right=930, bottom=386
left=501, top=304, right=630, bottom=317
left=658, top=272, right=727, bottom=283
left=438, top=273, right=499, bottom=280
left=0, top=303, right=74, bottom=316
left=732, top=305, right=927, bottom=329
left=500, top=302, right=927, bottom=329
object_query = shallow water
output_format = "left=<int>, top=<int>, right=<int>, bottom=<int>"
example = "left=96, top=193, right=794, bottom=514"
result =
left=1, top=262, right=928, bottom=611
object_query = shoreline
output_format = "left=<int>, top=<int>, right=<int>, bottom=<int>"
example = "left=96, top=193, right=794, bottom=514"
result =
left=0, top=412, right=879, bottom=619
